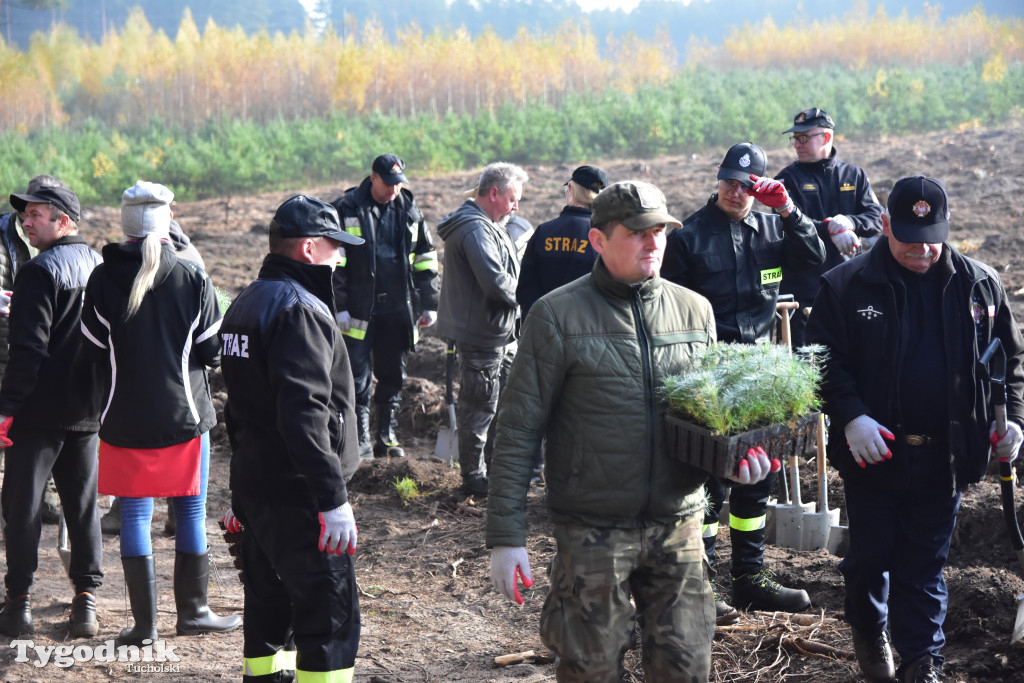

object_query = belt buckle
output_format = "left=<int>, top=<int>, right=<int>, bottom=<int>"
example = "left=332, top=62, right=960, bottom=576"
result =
left=905, top=434, right=925, bottom=446
left=377, top=293, right=388, bottom=303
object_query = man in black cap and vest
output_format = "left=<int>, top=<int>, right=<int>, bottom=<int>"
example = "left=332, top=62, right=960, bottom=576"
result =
left=517, top=165, right=609, bottom=316
left=0, top=182, right=104, bottom=638
left=220, top=195, right=363, bottom=682
left=806, top=176, right=1024, bottom=683
left=661, top=142, right=825, bottom=619
left=332, top=154, right=439, bottom=460
left=776, top=107, right=883, bottom=347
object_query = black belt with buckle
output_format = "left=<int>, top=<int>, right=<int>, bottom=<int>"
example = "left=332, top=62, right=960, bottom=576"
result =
left=901, top=434, right=946, bottom=447
left=376, top=293, right=389, bottom=303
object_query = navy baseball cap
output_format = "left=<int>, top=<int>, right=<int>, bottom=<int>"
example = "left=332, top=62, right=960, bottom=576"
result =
left=270, top=195, right=363, bottom=246
left=886, top=176, right=949, bottom=244
left=10, top=184, right=81, bottom=222
left=717, top=142, right=767, bottom=188
left=784, top=108, right=835, bottom=134
left=566, top=165, right=610, bottom=194
left=372, top=154, right=408, bottom=185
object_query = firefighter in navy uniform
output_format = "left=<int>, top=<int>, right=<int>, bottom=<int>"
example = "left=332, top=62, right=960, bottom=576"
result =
left=517, top=165, right=609, bottom=316
left=220, top=195, right=362, bottom=682
left=661, top=142, right=826, bottom=618
left=776, top=107, right=883, bottom=347
left=332, top=154, right=439, bottom=459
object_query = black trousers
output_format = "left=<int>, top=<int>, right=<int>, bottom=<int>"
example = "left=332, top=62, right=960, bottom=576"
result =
left=236, top=496, right=360, bottom=680
left=1, top=426, right=102, bottom=596
left=702, top=470, right=776, bottom=578
left=344, top=312, right=410, bottom=412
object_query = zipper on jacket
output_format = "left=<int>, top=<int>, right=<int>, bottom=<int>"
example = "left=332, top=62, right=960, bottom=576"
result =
left=631, top=286, right=656, bottom=526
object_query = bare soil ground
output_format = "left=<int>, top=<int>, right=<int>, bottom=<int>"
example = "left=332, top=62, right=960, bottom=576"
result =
left=4, top=124, right=1024, bottom=681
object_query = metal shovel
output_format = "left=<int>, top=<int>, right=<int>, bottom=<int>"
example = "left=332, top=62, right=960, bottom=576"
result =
left=977, top=338, right=1024, bottom=643
left=775, top=447, right=815, bottom=549
left=433, top=340, right=458, bottom=463
left=57, top=510, right=72, bottom=576
left=803, top=413, right=842, bottom=550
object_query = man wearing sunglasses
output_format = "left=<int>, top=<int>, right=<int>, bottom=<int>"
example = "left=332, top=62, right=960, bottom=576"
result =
left=777, top=107, right=883, bottom=347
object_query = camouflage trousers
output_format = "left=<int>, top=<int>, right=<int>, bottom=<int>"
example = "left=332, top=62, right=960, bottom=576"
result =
left=540, top=513, right=715, bottom=682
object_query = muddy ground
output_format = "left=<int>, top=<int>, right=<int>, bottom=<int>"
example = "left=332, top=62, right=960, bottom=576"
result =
left=3, top=124, right=1024, bottom=681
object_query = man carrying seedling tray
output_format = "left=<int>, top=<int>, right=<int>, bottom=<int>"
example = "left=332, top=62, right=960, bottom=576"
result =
left=806, top=175, right=1024, bottom=683
left=661, top=142, right=826, bottom=619
left=486, top=180, right=777, bottom=681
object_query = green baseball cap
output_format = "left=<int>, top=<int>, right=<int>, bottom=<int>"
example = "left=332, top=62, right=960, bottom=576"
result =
left=590, top=181, right=681, bottom=231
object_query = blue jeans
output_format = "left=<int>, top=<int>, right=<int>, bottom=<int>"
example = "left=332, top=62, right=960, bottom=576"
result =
left=841, top=446, right=960, bottom=668
left=120, top=432, right=210, bottom=557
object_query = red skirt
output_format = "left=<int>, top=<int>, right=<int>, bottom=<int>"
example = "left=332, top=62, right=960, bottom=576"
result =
left=98, top=437, right=202, bottom=498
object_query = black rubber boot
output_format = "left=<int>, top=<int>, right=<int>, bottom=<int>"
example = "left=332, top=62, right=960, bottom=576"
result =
left=101, top=497, right=121, bottom=536
left=373, top=405, right=405, bottom=458
left=117, top=555, right=158, bottom=647
left=0, top=593, right=33, bottom=637
left=174, top=549, right=241, bottom=635
left=69, top=591, right=98, bottom=638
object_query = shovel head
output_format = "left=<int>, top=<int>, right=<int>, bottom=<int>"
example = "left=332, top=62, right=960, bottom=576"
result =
left=827, top=524, right=850, bottom=557
left=1013, top=593, right=1024, bottom=644
left=775, top=500, right=815, bottom=550
left=57, top=511, right=72, bottom=577
left=803, top=506, right=840, bottom=551
left=434, top=405, right=458, bottom=463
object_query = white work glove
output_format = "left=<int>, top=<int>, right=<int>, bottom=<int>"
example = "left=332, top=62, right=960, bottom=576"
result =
left=990, top=420, right=1024, bottom=463
left=844, top=415, right=895, bottom=467
left=335, top=310, right=351, bottom=332
left=417, top=310, right=437, bottom=328
left=0, top=290, right=11, bottom=316
left=723, top=446, right=778, bottom=485
left=826, top=215, right=860, bottom=256
left=489, top=546, right=534, bottom=605
left=221, top=508, right=241, bottom=533
left=318, top=502, right=358, bottom=555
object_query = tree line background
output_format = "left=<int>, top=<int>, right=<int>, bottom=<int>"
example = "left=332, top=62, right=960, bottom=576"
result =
left=0, top=3, right=1021, bottom=204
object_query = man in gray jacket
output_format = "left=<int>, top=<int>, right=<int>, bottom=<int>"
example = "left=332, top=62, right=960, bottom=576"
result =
left=486, top=181, right=773, bottom=681
left=436, top=162, right=528, bottom=497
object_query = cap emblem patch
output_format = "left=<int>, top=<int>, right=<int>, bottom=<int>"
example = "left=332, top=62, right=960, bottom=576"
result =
left=912, top=200, right=931, bottom=218
left=738, top=153, right=751, bottom=168
left=635, top=183, right=663, bottom=209
left=795, top=112, right=806, bottom=123
left=392, top=163, right=402, bottom=174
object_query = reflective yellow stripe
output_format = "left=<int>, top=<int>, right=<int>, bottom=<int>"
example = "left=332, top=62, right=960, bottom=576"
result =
left=701, top=522, right=719, bottom=539
left=243, top=650, right=297, bottom=677
left=337, top=255, right=347, bottom=267
left=346, top=226, right=363, bottom=238
left=729, top=513, right=766, bottom=532
left=297, top=667, right=354, bottom=683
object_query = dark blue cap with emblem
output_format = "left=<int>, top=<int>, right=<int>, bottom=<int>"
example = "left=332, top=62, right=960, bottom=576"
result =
left=270, top=195, right=364, bottom=246
left=717, top=142, right=767, bottom=188
left=887, top=175, right=949, bottom=244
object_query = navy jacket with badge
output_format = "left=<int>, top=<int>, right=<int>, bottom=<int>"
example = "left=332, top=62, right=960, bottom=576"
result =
left=805, top=238, right=1024, bottom=494
left=81, top=241, right=221, bottom=448
left=660, top=195, right=825, bottom=343
left=221, top=254, right=359, bottom=511
left=0, top=236, right=103, bottom=431
left=516, top=205, right=597, bottom=316
left=776, top=148, right=882, bottom=307
left=330, top=178, right=439, bottom=344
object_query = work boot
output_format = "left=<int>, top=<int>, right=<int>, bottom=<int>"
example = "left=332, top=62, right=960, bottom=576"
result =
left=69, top=591, right=98, bottom=638
left=732, top=568, right=811, bottom=612
left=174, top=549, right=241, bottom=635
left=101, top=497, right=121, bottom=535
left=712, top=581, right=739, bottom=626
left=117, top=555, right=158, bottom=647
left=900, top=656, right=943, bottom=683
left=374, top=405, right=405, bottom=458
left=462, top=474, right=488, bottom=498
left=851, top=626, right=896, bottom=682
left=356, top=406, right=373, bottom=461
left=0, top=594, right=33, bottom=637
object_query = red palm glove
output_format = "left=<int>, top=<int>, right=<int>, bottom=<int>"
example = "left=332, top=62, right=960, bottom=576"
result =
left=0, top=415, right=12, bottom=448
left=748, top=175, right=793, bottom=211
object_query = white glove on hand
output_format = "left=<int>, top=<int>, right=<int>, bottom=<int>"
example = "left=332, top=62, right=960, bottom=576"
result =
left=417, top=310, right=437, bottom=327
left=723, top=446, right=778, bottom=485
left=221, top=508, right=241, bottom=533
left=489, top=546, right=534, bottom=605
left=319, top=502, right=358, bottom=555
left=826, top=216, right=860, bottom=256
left=335, top=310, right=351, bottom=332
left=990, top=420, right=1024, bottom=463
left=844, top=415, right=895, bottom=467
left=0, top=290, right=11, bottom=316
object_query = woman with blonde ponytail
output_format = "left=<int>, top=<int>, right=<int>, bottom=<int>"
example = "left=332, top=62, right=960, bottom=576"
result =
left=81, top=181, right=240, bottom=646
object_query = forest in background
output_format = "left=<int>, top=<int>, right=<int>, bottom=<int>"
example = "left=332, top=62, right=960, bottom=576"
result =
left=0, top=5, right=1021, bottom=205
